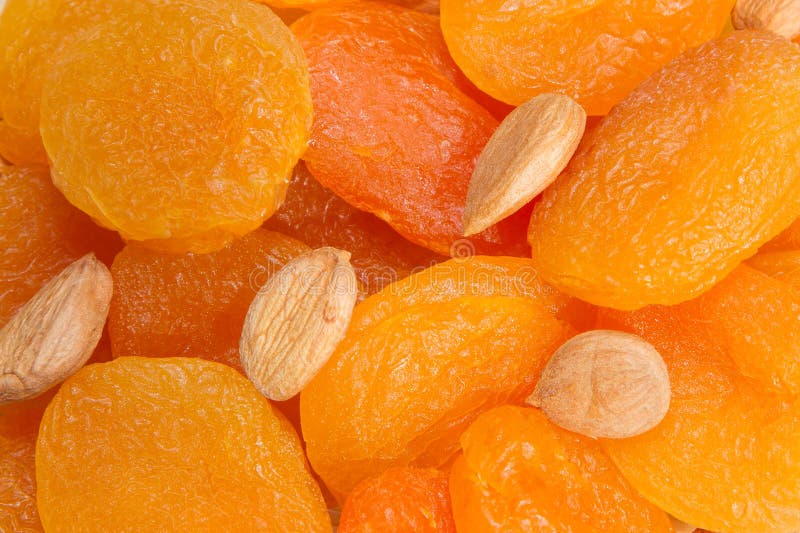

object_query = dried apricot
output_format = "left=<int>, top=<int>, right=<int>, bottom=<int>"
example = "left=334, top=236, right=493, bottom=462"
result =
left=293, top=4, right=530, bottom=256
left=339, top=467, right=455, bottom=533
left=0, top=0, right=60, bottom=165
left=762, top=217, right=800, bottom=251
left=440, top=0, right=733, bottom=115
left=0, top=164, right=120, bottom=326
left=0, top=391, right=53, bottom=533
left=747, top=249, right=800, bottom=288
left=264, top=163, right=442, bottom=295
left=301, top=257, right=572, bottom=501
left=529, top=31, right=800, bottom=309
left=36, top=357, right=330, bottom=531
left=597, top=306, right=800, bottom=531
left=109, top=229, right=309, bottom=370
left=40, top=0, right=312, bottom=253
left=676, top=265, right=800, bottom=394
left=450, top=406, right=673, bottom=532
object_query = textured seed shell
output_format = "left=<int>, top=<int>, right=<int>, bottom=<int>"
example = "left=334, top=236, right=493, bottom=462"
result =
left=0, top=254, right=112, bottom=403
left=732, top=0, right=800, bottom=39
left=528, top=330, right=670, bottom=439
left=240, top=247, right=357, bottom=401
left=463, top=93, right=585, bottom=236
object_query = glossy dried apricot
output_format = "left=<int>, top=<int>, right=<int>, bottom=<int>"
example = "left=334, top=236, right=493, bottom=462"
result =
left=677, top=265, right=800, bottom=394
left=529, top=31, right=800, bottom=309
left=293, top=4, right=530, bottom=256
left=41, top=0, right=312, bottom=253
left=440, top=0, right=733, bottom=115
left=0, top=164, right=120, bottom=326
left=747, top=249, right=800, bottom=289
left=301, top=256, right=572, bottom=501
left=109, top=229, right=309, bottom=370
left=597, top=306, right=800, bottom=531
left=450, top=406, right=672, bottom=532
left=763, top=217, right=800, bottom=251
left=339, top=467, right=455, bottom=533
left=36, top=357, right=330, bottom=532
left=264, top=163, right=442, bottom=295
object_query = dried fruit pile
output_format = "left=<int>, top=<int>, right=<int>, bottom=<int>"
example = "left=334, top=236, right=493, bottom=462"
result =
left=1, top=0, right=799, bottom=531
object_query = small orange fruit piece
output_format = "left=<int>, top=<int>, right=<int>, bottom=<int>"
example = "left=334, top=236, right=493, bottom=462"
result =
left=339, top=467, right=455, bottom=533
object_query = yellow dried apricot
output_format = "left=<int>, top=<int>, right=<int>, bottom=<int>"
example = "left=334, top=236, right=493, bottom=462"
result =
left=36, top=357, right=330, bottom=532
left=40, top=0, right=312, bottom=253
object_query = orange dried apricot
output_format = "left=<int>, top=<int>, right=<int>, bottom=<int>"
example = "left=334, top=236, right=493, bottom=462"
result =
left=762, top=217, right=800, bottom=252
left=450, top=406, right=673, bottom=532
left=0, top=0, right=62, bottom=165
left=36, top=357, right=330, bottom=532
left=339, top=467, right=455, bottom=533
left=676, top=265, right=800, bottom=394
left=0, top=391, right=54, bottom=533
left=529, top=31, right=800, bottom=309
left=748, top=249, right=800, bottom=289
left=440, top=0, right=733, bottom=115
left=264, top=163, right=442, bottom=295
left=293, top=4, right=530, bottom=256
left=0, top=164, right=120, bottom=326
left=597, top=306, right=800, bottom=531
left=40, top=0, right=312, bottom=253
left=301, top=256, right=572, bottom=501
left=109, top=229, right=309, bottom=370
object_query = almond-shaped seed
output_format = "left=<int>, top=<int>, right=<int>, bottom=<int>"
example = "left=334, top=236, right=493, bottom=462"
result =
left=240, top=247, right=357, bottom=401
left=463, top=93, right=586, bottom=237
left=527, top=329, right=670, bottom=439
left=0, top=254, right=112, bottom=404
left=732, top=0, right=800, bottom=40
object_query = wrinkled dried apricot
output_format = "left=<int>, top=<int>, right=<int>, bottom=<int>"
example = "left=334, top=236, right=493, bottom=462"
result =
left=293, top=4, right=530, bottom=256
left=0, top=164, right=120, bottom=326
left=40, top=0, right=312, bottom=253
left=0, top=0, right=64, bottom=165
left=598, top=306, right=800, bottom=531
left=339, top=467, right=455, bottom=533
left=440, top=0, right=733, bottom=115
left=0, top=391, right=54, bottom=533
left=109, top=229, right=309, bottom=370
left=529, top=31, right=800, bottom=309
left=301, top=256, right=572, bottom=501
left=264, top=163, right=442, bottom=295
left=36, top=357, right=330, bottom=531
left=450, top=406, right=672, bottom=532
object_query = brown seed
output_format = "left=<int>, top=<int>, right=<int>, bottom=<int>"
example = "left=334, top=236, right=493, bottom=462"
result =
left=463, top=93, right=585, bottom=236
left=240, top=247, right=357, bottom=401
left=527, top=329, right=670, bottom=439
left=0, top=254, right=112, bottom=404
left=732, top=0, right=800, bottom=40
